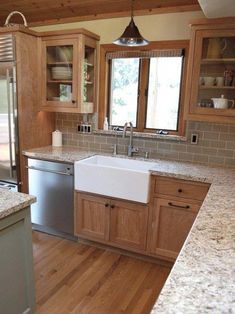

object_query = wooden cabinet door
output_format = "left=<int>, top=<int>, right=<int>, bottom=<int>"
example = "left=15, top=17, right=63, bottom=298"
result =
left=185, top=23, right=235, bottom=124
left=75, top=192, right=110, bottom=242
left=109, top=200, right=148, bottom=251
left=148, top=198, right=200, bottom=259
left=41, top=38, right=79, bottom=111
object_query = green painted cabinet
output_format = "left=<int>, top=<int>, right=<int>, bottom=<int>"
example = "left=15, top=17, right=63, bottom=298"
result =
left=0, top=207, right=35, bottom=314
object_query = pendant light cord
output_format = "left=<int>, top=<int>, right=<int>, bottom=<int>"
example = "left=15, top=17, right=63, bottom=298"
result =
left=131, top=0, right=134, bottom=19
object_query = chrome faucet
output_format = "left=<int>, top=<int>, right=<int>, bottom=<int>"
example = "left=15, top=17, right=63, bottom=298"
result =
left=112, top=127, right=119, bottom=155
left=123, top=122, right=139, bottom=157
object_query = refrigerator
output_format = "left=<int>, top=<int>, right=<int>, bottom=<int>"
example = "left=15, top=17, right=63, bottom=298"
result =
left=0, top=34, right=19, bottom=191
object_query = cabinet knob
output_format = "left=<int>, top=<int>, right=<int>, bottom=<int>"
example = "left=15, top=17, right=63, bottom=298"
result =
left=105, top=203, right=109, bottom=207
left=72, top=100, right=76, bottom=104
left=110, top=204, right=115, bottom=209
left=178, top=188, right=182, bottom=193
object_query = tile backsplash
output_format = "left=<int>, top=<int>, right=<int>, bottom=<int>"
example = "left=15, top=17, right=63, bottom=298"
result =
left=56, top=113, right=235, bottom=168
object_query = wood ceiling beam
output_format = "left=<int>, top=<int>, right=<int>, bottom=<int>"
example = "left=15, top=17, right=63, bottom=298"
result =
left=28, top=4, right=201, bottom=27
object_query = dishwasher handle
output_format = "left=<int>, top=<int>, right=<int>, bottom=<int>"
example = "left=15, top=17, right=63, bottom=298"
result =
left=26, top=165, right=73, bottom=176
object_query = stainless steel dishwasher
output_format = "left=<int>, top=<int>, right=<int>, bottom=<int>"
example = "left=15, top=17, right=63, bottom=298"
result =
left=28, top=158, right=76, bottom=240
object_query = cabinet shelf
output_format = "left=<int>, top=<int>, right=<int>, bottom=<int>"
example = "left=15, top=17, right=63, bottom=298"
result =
left=201, top=58, right=235, bottom=64
left=47, top=62, right=73, bottom=65
left=199, top=85, right=235, bottom=90
left=47, top=80, right=72, bottom=83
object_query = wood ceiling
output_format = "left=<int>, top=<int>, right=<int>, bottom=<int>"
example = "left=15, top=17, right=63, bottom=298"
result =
left=0, top=0, right=201, bottom=27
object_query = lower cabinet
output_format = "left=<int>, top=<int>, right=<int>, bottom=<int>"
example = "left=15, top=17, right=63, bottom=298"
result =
left=75, top=193, right=110, bottom=242
left=75, top=192, right=148, bottom=252
left=75, top=176, right=209, bottom=261
left=0, top=208, right=35, bottom=314
left=109, top=199, right=148, bottom=251
left=147, top=198, right=200, bottom=260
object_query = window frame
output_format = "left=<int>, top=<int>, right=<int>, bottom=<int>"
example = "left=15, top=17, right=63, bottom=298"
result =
left=98, top=40, right=189, bottom=136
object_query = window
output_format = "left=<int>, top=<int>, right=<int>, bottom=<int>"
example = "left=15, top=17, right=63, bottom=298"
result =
left=99, top=41, right=189, bottom=135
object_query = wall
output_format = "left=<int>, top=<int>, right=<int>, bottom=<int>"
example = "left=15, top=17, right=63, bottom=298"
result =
left=56, top=113, right=235, bottom=168
left=33, top=11, right=204, bottom=43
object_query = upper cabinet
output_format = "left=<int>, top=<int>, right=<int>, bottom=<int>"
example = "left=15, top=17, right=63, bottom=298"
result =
left=40, top=29, right=99, bottom=114
left=185, top=19, right=235, bottom=123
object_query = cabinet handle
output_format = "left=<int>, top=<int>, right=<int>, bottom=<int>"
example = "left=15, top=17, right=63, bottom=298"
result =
left=168, top=202, right=190, bottom=209
left=72, top=100, right=76, bottom=104
left=178, top=188, right=182, bottom=193
left=105, top=203, right=109, bottom=207
left=110, top=204, right=115, bottom=209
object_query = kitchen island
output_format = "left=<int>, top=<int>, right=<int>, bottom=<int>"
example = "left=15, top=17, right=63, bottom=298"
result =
left=0, top=188, right=36, bottom=314
left=23, top=146, right=235, bottom=313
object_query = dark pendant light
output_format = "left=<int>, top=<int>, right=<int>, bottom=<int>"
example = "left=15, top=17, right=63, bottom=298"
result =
left=113, top=0, right=149, bottom=47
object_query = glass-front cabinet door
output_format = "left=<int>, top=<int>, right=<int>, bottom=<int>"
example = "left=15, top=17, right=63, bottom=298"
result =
left=41, top=38, right=78, bottom=110
left=188, top=27, right=235, bottom=122
left=40, top=31, right=99, bottom=114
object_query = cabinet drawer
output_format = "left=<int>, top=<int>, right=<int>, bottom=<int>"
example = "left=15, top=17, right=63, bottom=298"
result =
left=154, top=176, right=209, bottom=201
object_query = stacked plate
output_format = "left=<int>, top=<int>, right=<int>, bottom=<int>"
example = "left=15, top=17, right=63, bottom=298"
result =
left=51, top=66, right=72, bottom=80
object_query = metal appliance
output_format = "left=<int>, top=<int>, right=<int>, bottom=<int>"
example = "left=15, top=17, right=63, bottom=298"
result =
left=0, top=34, right=20, bottom=191
left=28, top=158, right=76, bottom=239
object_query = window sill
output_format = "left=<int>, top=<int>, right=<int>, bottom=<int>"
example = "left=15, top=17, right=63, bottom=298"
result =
left=94, top=130, right=187, bottom=142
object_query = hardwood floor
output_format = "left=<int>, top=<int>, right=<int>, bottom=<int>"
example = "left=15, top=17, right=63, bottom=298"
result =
left=33, top=231, right=171, bottom=314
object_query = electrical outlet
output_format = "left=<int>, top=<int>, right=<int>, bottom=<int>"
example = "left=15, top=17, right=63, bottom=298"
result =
left=191, top=133, right=199, bottom=145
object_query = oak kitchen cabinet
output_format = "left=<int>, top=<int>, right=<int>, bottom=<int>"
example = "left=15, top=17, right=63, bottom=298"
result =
left=75, top=177, right=209, bottom=261
left=40, top=29, right=99, bottom=114
left=147, top=176, right=210, bottom=260
left=75, top=192, right=149, bottom=252
left=0, top=26, right=54, bottom=193
left=185, top=18, right=235, bottom=124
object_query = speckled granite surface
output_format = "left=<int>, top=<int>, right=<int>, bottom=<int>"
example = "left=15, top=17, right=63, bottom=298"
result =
left=0, top=189, right=36, bottom=220
left=23, top=146, right=95, bottom=163
left=23, top=146, right=235, bottom=313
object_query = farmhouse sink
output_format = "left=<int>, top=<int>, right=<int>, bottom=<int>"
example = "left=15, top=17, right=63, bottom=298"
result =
left=74, top=155, right=156, bottom=203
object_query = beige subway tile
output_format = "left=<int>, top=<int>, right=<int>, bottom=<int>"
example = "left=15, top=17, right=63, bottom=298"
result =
left=88, top=143, right=101, bottom=151
left=187, top=121, right=197, bottom=130
left=193, top=154, right=208, bottom=163
left=187, top=145, right=202, bottom=154
left=203, top=132, right=219, bottom=140
left=224, top=158, right=235, bottom=168
left=210, top=141, right=226, bottom=149
left=196, top=123, right=213, bottom=132
left=201, top=147, right=217, bottom=155
left=171, top=144, right=187, bottom=152
left=219, top=133, right=235, bottom=141
left=179, top=152, right=193, bottom=162
left=100, top=144, right=113, bottom=152
left=212, top=124, right=229, bottom=133
left=94, top=135, right=107, bottom=144
left=107, top=137, right=117, bottom=144
left=225, top=141, right=235, bottom=150
left=158, top=142, right=172, bottom=150
left=208, top=156, right=225, bottom=166
left=164, top=151, right=179, bottom=160
left=217, top=149, right=234, bottom=158
left=118, top=138, right=129, bottom=145
left=228, top=125, right=235, bottom=134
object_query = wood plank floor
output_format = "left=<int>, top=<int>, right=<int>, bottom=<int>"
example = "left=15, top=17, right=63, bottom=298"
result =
left=33, top=231, right=171, bottom=314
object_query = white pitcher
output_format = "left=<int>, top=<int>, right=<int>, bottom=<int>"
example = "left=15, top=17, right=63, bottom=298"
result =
left=211, top=95, right=234, bottom=109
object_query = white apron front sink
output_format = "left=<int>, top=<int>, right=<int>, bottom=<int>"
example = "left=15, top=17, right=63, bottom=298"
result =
left=74, top=155, right=156, bottom=203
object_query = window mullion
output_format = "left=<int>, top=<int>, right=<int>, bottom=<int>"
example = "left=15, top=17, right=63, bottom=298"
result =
left=137, top=59, right=149, bottom=132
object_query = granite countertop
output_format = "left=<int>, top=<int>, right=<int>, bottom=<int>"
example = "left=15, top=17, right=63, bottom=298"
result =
left=23, top=146, right=96, bottom=163
left=23, top=146, right=235, bottom=313
left=0, top=189, right=36, bottom=220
